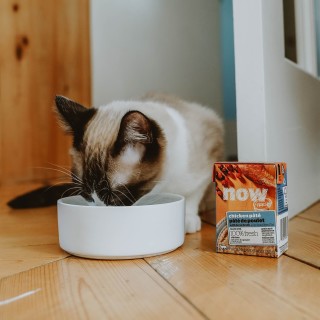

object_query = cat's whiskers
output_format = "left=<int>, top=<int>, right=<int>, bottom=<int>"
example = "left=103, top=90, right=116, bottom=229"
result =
left=116, top=184, right=137, bottom=203
left=47, top=162, right=70, bottom=168
left=34, top=166, right=83, bottom=185
left=110, top=193, right=116, bottom=206
left=61, top=186, right=82, bottom=198
left=51, top=176, right=83, bottom=188
left=112, top=192, right=125, bottom=206
left=68, top=188, right=82, bottom=197
left=47, top=163, right=83, bottom=185
left=42, top=183, right=68, bottom=194
left=71, top=175, right=83, bottom=186
left=107, top=170, right=136, bottom=204
left=99, top=178, right=111, bottom=192
left=103, top=192, right=113, bottom=206
left=101, top=192, right=108, bottom=204
left=97, top=179, right=112, bottom=203
left=34, top=166, right=70, bottom=178
left=47, top=163, right=74, bottom=174
left=114, top=188, right=135, bottom=205
left=98, top=179, right=116, bottom=205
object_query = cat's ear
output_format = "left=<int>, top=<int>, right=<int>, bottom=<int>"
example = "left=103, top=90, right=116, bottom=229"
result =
left=118, top=111, right=154, bottom=145
left=113, top=111, right=158, bottom=156
left=114, top=110, right=165, bottom=162
left=54, top=95, right=96, bottom=133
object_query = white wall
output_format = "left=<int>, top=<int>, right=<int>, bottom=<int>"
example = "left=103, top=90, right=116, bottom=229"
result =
left=90, top=0, right=222, bottom=115
left=233, top=0, right=320, bottom=217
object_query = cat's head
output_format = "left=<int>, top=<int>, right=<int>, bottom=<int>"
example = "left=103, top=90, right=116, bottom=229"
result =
left=55, top=96, right=166, bottom=206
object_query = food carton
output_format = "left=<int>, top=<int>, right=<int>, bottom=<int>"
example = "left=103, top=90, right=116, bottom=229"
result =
left=213, top=162, right=288, bottom=257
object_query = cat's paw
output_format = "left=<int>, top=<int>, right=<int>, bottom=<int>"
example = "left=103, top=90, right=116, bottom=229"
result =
left=185, top=215, right=201, bottom=233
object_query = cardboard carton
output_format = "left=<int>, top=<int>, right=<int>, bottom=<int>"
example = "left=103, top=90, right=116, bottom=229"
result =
left=213, top=162, right=288, bottom=257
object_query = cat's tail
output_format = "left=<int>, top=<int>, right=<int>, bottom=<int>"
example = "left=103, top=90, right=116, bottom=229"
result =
left=7, top=183, right=76, bottom=209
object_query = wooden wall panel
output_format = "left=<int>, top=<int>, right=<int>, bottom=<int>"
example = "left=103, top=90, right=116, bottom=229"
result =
left=0, top=0, right=91, bottom=185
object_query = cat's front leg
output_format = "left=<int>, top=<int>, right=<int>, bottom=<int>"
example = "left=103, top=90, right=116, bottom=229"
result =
left=185, top=211, right=201, bottom=233
left=184, top=187, right=207, bottom=233
left=185, top=182, right=208, bottom=233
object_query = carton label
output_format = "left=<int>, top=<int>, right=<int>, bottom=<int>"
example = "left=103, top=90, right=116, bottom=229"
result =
left=223, top=187, right=268, bottom=201
left=277, top=185, right=288, bottom=214
left=227, top=211, right=276, bottom=245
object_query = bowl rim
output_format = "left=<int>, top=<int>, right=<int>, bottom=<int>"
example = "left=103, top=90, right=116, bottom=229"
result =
left=57, top=193, right=185, bottom=209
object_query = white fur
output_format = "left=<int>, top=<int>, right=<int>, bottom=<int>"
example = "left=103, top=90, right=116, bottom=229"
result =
left=111, top=145, right=144, bottom=188
left=151, top=106, right=189, bottom=193
left=149, top=105, right=213, bottom=233
left=91, top=191, right=105, bottom=206
left=85, top=96, right=224, bottom=233
left=120, top=145, right=143, bottom=165
left=112, top=171, right=129, bottom=188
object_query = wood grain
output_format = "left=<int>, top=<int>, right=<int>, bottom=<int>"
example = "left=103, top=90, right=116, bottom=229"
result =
left=1, top=184, right=319, bottom=319
left=0, top=184, right=69, bottom=279
left=285, top=215, right=320, bottom=268
left=0, top=0, right=91, bottom=185
left=146, top=224, right=320, bottom=320
left=0, top=258, right=204, bottom=320
left=298, top=201, right=320, bottom=223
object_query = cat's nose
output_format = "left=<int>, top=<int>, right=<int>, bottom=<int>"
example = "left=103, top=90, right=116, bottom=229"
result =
left=81, top=192, right=94, bottom=203
left=91, top=191, right=105, bottom=206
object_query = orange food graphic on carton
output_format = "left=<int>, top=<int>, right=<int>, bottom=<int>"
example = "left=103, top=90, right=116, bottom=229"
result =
left=213, top=162, right=288, bottom=258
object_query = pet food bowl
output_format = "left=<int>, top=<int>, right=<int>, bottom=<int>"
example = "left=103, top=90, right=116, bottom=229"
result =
left=57, top=193, right=185, bottom=259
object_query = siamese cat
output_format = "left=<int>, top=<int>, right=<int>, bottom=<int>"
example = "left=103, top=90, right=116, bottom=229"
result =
left=8, top=94, right=224, bottom=233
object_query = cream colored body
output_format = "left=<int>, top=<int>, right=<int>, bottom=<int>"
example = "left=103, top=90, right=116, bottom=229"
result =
left=85, top=95, right=224, bottom=233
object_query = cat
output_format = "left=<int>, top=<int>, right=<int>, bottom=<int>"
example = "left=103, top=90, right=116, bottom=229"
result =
left=8, top=94, right=224, bottom=233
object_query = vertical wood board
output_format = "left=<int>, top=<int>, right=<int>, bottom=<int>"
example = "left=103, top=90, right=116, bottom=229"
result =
left=0, top=0, right=91, bottom=185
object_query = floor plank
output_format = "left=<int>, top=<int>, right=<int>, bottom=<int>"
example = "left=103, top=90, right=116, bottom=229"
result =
left=298, top=201, right=320, bottom=223
left=0, top=257, right=204, bottom=320
left=1, top=184, right=319, bottom=319
left=146, top=223, right=320, bottom=320
left=0, top=245, right=67, bottom=280
left=0, top=184, right=69, bottom=279
left=285, top=216, right=320, bottom=268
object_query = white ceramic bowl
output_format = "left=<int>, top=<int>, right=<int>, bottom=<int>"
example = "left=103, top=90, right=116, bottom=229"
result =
left=57, top=194, right=185, bottom=259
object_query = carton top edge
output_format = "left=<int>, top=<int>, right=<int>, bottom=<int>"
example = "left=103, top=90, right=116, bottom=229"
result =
left=214, top=162, right=286, bottom=165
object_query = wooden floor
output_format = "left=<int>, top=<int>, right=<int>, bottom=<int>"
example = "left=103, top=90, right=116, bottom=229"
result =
left=1, top=184, right=319, bottom=319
